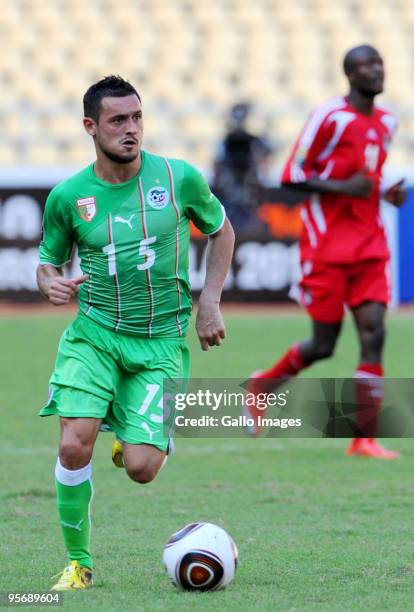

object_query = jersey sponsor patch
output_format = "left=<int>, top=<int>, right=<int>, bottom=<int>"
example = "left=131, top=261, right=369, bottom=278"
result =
left=146, top=186, right=170, bottom=210
left=77, top=196, right=97, bottom=222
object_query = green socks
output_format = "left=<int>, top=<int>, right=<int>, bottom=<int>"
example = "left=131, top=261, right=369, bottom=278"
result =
left=55, top=458, right=93, bottom=570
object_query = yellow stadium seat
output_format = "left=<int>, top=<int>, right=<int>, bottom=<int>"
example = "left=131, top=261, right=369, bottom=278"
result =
left=0, top=0, right=412, bottom=167
left=0, top=146, right=17, bottom=166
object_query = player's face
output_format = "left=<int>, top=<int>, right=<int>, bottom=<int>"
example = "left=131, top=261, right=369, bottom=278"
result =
left=89, top=95, right=143, bottom=164
left=349, top=51, right=385, bottom=97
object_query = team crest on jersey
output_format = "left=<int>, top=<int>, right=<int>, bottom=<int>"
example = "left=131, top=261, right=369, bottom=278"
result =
left=77, top=196, right=97, bottom=222
left=146, top=186, right=170, bottom=210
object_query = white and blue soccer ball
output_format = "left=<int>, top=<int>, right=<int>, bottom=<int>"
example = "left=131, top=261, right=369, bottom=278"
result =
left=163, top=522, right=238, bottom=591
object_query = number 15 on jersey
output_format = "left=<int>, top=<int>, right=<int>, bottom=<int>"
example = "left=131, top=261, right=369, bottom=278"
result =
left=103, top=236, right=157, bottom=276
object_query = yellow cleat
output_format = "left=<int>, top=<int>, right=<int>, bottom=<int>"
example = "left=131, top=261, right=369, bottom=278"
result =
left=112, top=438, right=124, bottom=468
left=51, top=560, right=93, bottom=591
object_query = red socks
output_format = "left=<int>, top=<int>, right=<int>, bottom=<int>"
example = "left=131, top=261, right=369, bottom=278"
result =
left=261, top=344, right=307, bottom=381
left=259, top=351, right=384, bottom=442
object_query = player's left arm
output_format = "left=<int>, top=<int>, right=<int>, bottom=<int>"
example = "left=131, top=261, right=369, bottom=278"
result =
left=181, top=162, right=235, bottom=350
left=196, top=218, right=235, bottom=351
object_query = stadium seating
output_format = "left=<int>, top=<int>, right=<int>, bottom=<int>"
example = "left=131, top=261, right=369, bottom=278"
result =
left=4, top=0, right=414, bottom=170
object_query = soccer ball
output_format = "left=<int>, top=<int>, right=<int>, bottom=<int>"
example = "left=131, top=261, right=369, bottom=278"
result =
left=163, top=522, right=238, bottom=591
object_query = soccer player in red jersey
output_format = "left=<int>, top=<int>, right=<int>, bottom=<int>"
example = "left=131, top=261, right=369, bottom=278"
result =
left=245, top=45, right=406, bottom=457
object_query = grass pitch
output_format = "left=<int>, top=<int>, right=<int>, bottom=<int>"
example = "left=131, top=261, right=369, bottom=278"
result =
left=1, top=307, right=413, bottom=611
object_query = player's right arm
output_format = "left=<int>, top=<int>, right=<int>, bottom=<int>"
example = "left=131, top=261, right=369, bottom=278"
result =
left=37, top=265, right=88, bottom=306
left=37, top=187, right=88, bottom=305
left=281, top=104, right=373, bottom=198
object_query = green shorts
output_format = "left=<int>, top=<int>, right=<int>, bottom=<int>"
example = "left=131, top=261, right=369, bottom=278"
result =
left=40, top=314, right=190, bottom=451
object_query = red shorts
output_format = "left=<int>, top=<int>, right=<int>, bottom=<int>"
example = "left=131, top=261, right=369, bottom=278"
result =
left=297, top=259, right=390, bottom=323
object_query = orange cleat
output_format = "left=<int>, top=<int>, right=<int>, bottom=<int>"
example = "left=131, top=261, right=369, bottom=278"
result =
left=346, top=438, right=400, bottom=459
left=366, top=439, right=400, bottom=459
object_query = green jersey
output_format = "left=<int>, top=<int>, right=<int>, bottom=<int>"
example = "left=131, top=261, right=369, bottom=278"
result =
left=39, top=150, right=225, bottom=337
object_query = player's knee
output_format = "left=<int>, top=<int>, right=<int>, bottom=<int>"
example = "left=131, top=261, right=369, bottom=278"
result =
left=126, top=464, right=159, bottom=484
left=361, top=323, right=385, bottom=352
left=312, top=342, right=335, bottom=360
left=59, top=440, right=93, bottom=468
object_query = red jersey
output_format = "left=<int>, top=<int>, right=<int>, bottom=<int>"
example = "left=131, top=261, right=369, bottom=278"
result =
left=282, top=96, right=397, bottom=263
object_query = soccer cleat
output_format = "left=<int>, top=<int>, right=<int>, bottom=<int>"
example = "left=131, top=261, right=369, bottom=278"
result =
left=366, top=439, right=400, bottom=459
left=51, top=560, right=93, bottom=591
left=243, top=370, right=266, bottom=437
left=112, top=438, right=124, bottom=468
left=346, top=438, right=372, bottom=457
left=346, top=438, right=400, bottom=459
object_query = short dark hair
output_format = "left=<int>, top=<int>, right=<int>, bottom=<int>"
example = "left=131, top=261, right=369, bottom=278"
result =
left=83, top=75, right=141, bottom=122
left=343, top=45, right=379, bottom=76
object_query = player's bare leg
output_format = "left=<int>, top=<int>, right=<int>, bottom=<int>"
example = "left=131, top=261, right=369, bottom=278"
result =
left=348, top=301, right=399, bottom=459
left=123, top=443, right=167, bottom=484
left=299, top=319, right=343, bottom=363
left=59, top=416, right=101, bottom=469
left=244, top=320, right=342, bottom=436
left=52, top=417, right=101, bottom=590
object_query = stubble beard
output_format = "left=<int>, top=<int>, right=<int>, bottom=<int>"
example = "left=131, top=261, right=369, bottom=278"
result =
left=100, top=142, right=139, bottom=165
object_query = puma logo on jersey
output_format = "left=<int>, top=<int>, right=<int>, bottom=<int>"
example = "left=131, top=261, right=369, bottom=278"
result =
left=114, top=214, right=135, bottom=230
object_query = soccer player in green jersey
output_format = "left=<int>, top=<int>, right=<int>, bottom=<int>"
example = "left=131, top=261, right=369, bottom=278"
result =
left=37, top=76, right=234, bottom=591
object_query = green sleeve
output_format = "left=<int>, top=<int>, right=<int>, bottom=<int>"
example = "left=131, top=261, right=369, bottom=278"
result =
left=38, top=187, right=73, bottom=267
left=180, top=162, right=226, bottom=235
